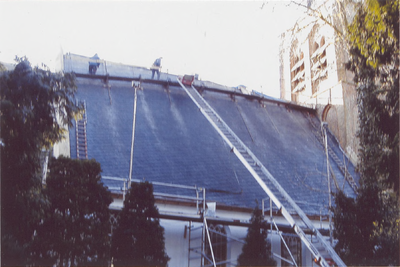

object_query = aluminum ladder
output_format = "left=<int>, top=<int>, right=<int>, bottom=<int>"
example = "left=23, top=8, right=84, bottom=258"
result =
left=177, top=78, right=346, bottom=267
left=305, top=114, right=358, bottom=193
left=76, top=101, right=88, bottom=160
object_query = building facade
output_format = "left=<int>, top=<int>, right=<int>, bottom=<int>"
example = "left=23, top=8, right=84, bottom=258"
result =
left=279, top=0, right=359, bottom=165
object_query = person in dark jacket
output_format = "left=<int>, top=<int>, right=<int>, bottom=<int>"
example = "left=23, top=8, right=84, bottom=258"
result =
left=89, top=54, right=100, bottom=75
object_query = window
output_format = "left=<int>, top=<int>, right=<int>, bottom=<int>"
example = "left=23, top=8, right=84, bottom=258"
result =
left=205, top=224, right=227, bottom=267
left=310, top=36, right=329, bottom=94
left=281, top=234, right=302, bottom=266
left=290, top=51, right=306, bottom=102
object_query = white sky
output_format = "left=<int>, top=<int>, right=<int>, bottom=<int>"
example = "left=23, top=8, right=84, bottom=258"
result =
left=0, top=1, right=305, bottom=97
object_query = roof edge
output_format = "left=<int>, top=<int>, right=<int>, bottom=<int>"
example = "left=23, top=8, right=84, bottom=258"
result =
left=73, top=72, right=316, bottom=113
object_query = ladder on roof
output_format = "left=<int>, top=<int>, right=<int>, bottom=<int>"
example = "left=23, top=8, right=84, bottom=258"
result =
left=306, top=114, right=358, bottom=194
left=177, top=78, right=346, bottom=267
left=76, top=101, right=88, bottom=160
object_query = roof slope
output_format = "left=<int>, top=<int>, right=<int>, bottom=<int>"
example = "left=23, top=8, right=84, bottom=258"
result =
left=67, top=54, right=358, bottom=216
left=71, top=80, right=267, bottom=209
left=202, top=90, right=357, bottom=213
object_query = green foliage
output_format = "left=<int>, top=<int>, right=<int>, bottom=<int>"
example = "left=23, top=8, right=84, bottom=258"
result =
left=31, top=157, right=113, bottom=266
left=334, top=185, right=399, bottom=265
left=333, top=0, right=399, bottom=265
left=348, top=0, right=398, bottom=69
left=237, top=206, right=276, bottom=267
left=111, top=182, right=170, bottom=266
left=0, top=62, right=6, bottom=72
left=0, top=58, right=81, bottom=264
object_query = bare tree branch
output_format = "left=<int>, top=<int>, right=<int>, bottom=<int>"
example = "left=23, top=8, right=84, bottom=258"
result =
left=290, top=0, right=345, bottom=39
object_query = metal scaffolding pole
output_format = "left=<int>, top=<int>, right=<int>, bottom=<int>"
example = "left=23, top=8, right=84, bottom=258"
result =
left=204, top=217, right=217, bottom=267
left=273, top=220, right=298, bottom=267
left=128, top=86, right=138, bottom=190
left=202, top=188, right=206, bottom=267
left=323, top=122, right=333, bottom=245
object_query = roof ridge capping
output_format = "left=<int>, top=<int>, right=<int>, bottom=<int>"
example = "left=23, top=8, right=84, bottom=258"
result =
left=65, top=52, right=148, bottom=70
left=65, top=52, right=315, bottom=112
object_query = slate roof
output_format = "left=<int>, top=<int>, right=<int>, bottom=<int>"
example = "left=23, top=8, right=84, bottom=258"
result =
left=66, top=54, right=358, bottom=216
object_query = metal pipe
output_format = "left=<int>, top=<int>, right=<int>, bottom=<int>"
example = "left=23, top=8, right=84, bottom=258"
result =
left=203, top=189, right=206, bottom=217
left=202, top=189, right=206, bottom=267
left=204, top=218, right=217, bottom=267
left=262, top=199, right=265, bottom=218
left=188, top=221, right=192, bottom=267
left=270, top=197, right=273, bottom=253
left=323, top=123, right=333, bottom=245
left=196, top=188, right=199, bottom=214
left=103, top=176, right=198, bottom=190
left=123, top=181, right=126, bottom=202
left=273, top=253, right=295, bottom=265
left=128, top=86, right=138, bottom=189
left=273, top=220, right=298, bottom=267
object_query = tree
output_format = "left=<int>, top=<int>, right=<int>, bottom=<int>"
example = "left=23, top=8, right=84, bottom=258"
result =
left=31, top=157, right=113, bottom=266
left=237, top=206, right=276, bottom=267
left=0, top=62, right=6, bottom=72
left=111, top=182, right=170, bottom=266
left=0, top=58, right=81, bottom=265
left=333, top=0, right=399, bottom=265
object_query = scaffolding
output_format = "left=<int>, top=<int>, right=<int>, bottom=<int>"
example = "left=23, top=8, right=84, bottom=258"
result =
left=105, top=175, right=333, bottom=267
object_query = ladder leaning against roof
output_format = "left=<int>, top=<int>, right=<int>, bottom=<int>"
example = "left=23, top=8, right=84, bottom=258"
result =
left=305, top=114, right=358, bottom=194
left=177, top=78, right=346, bottom=267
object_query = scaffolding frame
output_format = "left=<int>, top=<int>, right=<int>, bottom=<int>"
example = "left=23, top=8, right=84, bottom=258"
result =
left=105, top=176, right=334, bottom=267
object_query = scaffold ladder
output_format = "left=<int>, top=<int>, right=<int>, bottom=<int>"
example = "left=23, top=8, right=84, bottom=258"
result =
left=177, top=78, right=346, bottom=267
left=305, top=114, right=358, bottom=193
left=76, top=101, right=88, bottom=160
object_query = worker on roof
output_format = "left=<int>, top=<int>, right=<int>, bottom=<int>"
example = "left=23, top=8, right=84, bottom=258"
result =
left=89, top=54, right=100, bottom=75
left=150, top=57, right=162, bottom=79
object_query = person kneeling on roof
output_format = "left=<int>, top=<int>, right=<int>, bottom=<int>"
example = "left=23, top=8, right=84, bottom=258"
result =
left=89, top=54, right=100, bottom=75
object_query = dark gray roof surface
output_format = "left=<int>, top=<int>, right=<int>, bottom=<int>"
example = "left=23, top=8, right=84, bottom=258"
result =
left=67, top=55, right=358, bottom=216
left=202, top=91, right=358, bottom=211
